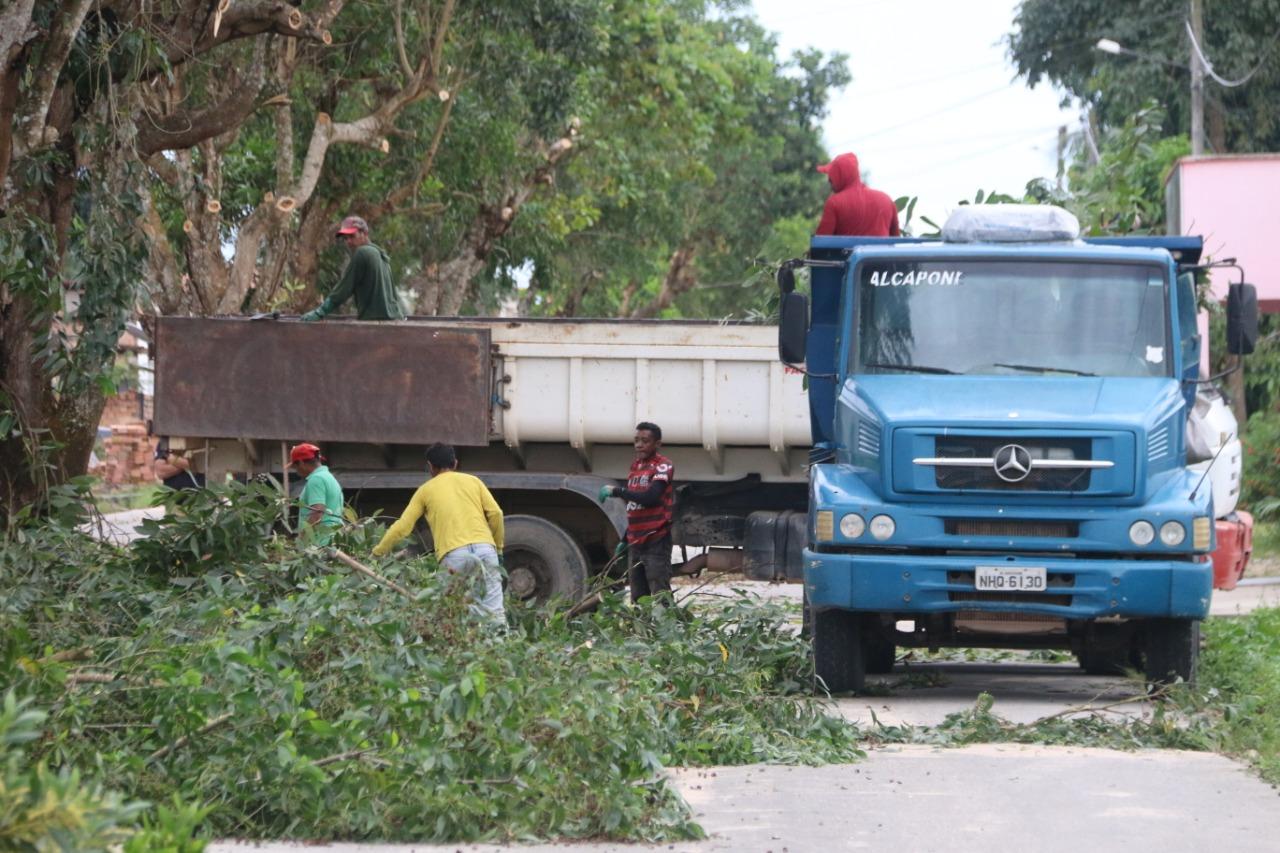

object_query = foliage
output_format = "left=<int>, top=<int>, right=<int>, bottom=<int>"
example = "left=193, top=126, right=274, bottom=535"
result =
left=1008, top=0, right=1280, bottom=153
left=1212, top=313, right=1280, bottom=416
left=1239, top=410, right=1280, bottom=509
left=1064, top=103, right=1188, bottom=235
left=0, top=692, right=209, bottom=851
left=1192, top=609, right=1280, bottom=783
left=867, top=690, right=1211, bottom=752
left=1, top=507, right=862, bottom=844
left=482, top=5, right=849, bottom=319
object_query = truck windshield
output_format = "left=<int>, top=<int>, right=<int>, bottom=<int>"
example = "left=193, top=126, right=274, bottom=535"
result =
left=853, top=260, right=1170, bottom=378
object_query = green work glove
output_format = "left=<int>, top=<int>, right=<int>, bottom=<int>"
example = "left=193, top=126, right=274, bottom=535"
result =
left=613, top=541, right=628, bottom=559
left=597, top=485, right=617, bottom=503
left=300, top=309, right=322, bottom=322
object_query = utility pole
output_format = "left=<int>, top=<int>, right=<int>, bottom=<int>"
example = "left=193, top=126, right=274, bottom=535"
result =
left=1189, top=0, right=1206, bottom=154
left=1056, top=124, right=1067, bottom=191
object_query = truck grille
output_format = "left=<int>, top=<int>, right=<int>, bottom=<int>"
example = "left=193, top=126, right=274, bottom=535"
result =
left=950, top=591, right=1073, bottom=607
left=944, top=519, right=1078, bottom=538
left=933, top=436, right=1094, bottom=492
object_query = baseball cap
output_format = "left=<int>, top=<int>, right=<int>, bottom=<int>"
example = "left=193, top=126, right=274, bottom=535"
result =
left=288, top=443, right=323, bottom=465
left=335, top=215, right=367, bottom=236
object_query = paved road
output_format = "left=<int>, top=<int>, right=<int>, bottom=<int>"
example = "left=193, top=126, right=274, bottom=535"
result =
left=211, top=745, right=1280, bottom=853
left=834, top=660, right=1148, bottom=727
left=84, top=506, right=164, bottom=545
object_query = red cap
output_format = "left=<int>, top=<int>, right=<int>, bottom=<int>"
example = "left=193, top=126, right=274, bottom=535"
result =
left=816, top=162, right=834, bottom=174
left=335, top=215, right=367, bottom=236
left=288, top=443, right=322, bottom=465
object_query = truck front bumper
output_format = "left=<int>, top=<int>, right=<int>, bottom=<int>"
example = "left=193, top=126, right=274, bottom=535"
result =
left=803, top=550, right=1212, bottom=620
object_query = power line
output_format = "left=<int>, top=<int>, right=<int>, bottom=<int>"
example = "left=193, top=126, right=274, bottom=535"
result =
left=906, top=127, right=1066, bottom=179
left=827, top=84, right=1010, bottom=149
left=1185, top=18, right=1280, bottom=88
left=838, top=59, right=1005, bottom=99
left=853, top=122, right=1066, bottom=156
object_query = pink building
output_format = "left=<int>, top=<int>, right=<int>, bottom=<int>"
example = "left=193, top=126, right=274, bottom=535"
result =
left=1166, top=154, right=1280, bottom=312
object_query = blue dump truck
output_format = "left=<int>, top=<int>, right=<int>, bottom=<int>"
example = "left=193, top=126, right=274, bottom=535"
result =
left=777, top=205, right=1258, bottom=693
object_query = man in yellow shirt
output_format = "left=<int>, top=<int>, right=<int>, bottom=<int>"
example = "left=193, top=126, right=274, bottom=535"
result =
left=373, top=443, right=506, bottom=625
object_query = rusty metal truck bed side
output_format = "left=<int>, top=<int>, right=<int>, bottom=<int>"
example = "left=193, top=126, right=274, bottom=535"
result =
left=153, top=317, right=491, bottom=445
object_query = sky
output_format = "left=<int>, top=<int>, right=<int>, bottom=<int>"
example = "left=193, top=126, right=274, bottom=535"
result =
left=748, top=0, right=1081, bottom=230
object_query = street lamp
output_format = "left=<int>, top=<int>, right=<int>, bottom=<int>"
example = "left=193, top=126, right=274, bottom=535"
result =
left=1092, top=33, right=1204, bottom=155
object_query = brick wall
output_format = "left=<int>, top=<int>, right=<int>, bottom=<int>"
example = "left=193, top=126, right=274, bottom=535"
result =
left=92, top=423, right=156, bottom=487
left=94, top=391, right=156, bottom=487
left=101, top=390, right=150, bottom=426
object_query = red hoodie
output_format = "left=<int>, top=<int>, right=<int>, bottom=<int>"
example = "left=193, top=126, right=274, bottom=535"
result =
left=815, top=153, right=901, bottom=237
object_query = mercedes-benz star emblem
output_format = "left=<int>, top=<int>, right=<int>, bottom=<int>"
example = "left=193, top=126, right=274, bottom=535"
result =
left=993, top=443, right=1033, bottom=483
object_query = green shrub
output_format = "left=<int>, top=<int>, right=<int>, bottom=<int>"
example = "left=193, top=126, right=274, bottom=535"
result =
left=1241, top=410, right=1280, bottom=510
left=0, top=692, right=209, bottom=851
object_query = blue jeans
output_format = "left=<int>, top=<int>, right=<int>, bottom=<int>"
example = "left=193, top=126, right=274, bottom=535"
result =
left=441, top=542, right=506, bottom=627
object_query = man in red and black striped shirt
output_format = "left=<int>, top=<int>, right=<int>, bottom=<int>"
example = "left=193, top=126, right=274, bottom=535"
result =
left=604, top=422, right=675, bottom=602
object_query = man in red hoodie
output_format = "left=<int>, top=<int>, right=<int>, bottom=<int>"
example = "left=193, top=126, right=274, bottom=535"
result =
left=815, top=152, right=901, bottom=237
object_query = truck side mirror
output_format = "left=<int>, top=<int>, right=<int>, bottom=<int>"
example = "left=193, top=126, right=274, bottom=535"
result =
left=777, top=264, right=796, bottom=294
left=1226, top=282, right=1258, bottom=355
left=779, top=291, right=809, bottom=364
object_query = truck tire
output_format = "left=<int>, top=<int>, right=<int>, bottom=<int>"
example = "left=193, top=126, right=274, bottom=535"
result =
left=1076, top=625, right=1140, bottom=676
left=503, top=514, right=588, bottom=605
left=1142, top=618, right=1200, bottom=687
left=812, top=608, right=865, bottom=695
left=863, top=619, right=897, bottom=675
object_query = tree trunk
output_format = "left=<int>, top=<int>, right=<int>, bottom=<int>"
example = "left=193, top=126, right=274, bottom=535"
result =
left=411, top=134, right=576, bottom=315
left=629, top=245, right=698, bottom=318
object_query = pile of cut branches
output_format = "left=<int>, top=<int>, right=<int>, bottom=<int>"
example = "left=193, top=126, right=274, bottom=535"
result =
left=2, top=487, right=861, bottom=844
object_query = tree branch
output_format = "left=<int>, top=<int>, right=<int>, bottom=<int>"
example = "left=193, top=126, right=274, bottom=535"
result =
left=15, top=0, right=92, bottom=156
left=630, top=245, right=698, bottom=318
left=147, top=712, right=235, bottom=763
left=160, top=0, right=332, bottom=74
left=136, top=41, right=268, bottom=156
left=393, top=0, right=415, bottom=81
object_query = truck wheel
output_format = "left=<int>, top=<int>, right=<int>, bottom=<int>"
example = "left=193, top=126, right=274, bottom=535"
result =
left=812, top=608, right=865, bottom=695
left=1077, top=647, right=1133, bottom=676
left=1142, top=618, right=1200, bottom=688
left=863, top=619, right=897, bottom=675
left=1077, top=625, right=1140, bottom=676
left=503, top=515, right=588, bottom=605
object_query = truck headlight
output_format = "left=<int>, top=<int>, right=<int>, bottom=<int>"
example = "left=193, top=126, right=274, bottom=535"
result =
left=1129, top=520, right=1155, bottom=546
left=839, top=513, right=865, bottom=538
left=869, top=514, right=896, bottom=540
left=1159, top=521, right=1186, bottom=547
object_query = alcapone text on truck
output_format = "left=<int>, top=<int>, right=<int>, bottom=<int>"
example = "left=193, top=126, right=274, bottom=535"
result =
left=776, top=204, right=1259, bottom=693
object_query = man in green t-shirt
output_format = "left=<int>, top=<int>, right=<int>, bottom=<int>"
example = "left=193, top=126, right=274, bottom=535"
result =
left=288, top=443, right=344, bottom=546
left=301, top=215, right=405, bottom=321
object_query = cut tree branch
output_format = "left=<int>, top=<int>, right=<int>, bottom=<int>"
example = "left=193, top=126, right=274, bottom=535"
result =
left=136, top=41, right=268, bottom=155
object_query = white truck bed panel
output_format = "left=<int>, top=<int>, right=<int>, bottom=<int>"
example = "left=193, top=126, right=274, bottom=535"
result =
left=489, top=321, right=811, bottom=455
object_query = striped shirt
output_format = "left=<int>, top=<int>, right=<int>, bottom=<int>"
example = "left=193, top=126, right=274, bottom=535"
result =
left=624, top=453, right=674, bottom=544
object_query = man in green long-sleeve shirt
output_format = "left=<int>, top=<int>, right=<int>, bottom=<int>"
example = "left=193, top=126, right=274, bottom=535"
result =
left=301, top=215, right=405, bottom=321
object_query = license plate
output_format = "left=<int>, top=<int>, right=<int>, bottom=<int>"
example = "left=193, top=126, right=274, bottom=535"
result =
left=974, top=566, right=1047, bottom=592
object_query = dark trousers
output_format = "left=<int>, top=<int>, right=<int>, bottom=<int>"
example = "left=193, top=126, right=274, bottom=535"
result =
left=628, top=532, right=673, bottom=603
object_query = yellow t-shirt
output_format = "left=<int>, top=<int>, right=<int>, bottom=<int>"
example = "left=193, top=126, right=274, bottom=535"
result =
left=372, top=470, right=504, bottom=559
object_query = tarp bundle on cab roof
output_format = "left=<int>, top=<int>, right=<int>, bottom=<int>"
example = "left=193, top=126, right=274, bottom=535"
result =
left=942, top=204, right=1080, bottom=243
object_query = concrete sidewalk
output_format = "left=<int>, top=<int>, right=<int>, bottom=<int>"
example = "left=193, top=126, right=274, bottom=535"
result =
left=209, top=744, right=1280, bottom=853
